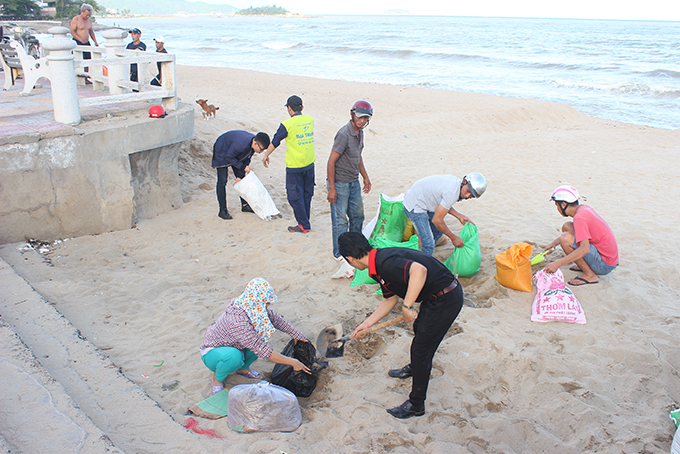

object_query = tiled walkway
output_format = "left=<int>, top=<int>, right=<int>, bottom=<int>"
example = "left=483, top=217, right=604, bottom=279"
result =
left=0, top=70, right=153, bottom=143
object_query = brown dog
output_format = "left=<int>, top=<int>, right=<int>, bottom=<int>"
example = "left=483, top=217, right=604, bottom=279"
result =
left=196, top=99, right=219, bottom=120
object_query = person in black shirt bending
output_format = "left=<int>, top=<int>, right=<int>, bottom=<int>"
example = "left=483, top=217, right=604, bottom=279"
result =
left=339, top=231, right=464, bottom=419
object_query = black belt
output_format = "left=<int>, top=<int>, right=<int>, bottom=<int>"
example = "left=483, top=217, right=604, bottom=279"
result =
left=428, top=281, right=458, bottom=301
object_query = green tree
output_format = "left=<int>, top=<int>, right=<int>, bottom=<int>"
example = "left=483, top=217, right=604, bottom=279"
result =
left=55, top=0, right=104, bottom=20
left=237, top=4, right=288, bottom=16
left=0, top=0, right=40, bottom=18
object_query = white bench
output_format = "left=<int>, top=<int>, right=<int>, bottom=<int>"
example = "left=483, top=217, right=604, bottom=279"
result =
left=0, top=40, right=49, bottom=95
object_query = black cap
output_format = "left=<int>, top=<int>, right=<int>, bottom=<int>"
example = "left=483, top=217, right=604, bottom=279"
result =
left=129, top=28, right=142, bottom=34
left=285, top=95, right=303, bottom=109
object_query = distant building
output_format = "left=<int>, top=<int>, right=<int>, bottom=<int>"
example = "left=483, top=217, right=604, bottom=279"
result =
left=39, top=1, right=57, bottom=18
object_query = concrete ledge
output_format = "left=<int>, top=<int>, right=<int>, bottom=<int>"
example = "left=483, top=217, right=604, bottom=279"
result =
left=0, top=102, right=194, bottom=244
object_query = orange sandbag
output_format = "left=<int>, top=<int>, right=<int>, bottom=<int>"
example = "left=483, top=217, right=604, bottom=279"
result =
left=495, top=243, right=533, bottom=292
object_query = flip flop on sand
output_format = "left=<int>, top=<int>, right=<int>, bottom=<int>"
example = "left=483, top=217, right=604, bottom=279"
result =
left=569, top=265, right=582, bottom=272
left=568, top=276, right=598, bottom=286
left=236, top=370, right=263, bottom=379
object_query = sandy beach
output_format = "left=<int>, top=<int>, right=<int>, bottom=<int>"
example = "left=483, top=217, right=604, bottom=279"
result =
left=1, top=64, right=680, bottom=453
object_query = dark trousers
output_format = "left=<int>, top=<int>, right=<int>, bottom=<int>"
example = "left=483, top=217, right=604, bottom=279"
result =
left=409, top=281, right=464, bottom=408
left=73, top=38, right=91, bottom=59
left=216, top=166, right=247, bottom=212
left=285, top=164, right=315, bottom=230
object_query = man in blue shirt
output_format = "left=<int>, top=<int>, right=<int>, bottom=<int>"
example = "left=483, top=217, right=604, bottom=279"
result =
left=212, top=130, right=270, bottom=220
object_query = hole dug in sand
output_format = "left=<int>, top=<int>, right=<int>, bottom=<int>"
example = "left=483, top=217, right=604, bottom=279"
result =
left=345, top=333, right=386, bottom=360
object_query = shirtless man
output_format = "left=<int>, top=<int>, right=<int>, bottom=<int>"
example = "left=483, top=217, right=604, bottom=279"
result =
left=70, top=4, right=98, bottom=60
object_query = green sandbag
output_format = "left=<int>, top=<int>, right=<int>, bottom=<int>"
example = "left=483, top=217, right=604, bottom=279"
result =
left=350, top=235, right=420, bottom=287
left=368, top=195, right=407, bottom=244
left=443, top=223, right=481, bottom=278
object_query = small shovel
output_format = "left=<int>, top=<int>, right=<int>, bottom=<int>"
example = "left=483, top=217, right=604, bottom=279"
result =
left=316, top=315, right=404, bottom=358
left=531, top=247, right=554, bottom=266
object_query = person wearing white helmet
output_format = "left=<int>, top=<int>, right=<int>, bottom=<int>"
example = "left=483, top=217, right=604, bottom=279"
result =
left=150, top=35, right=167, bottom=86
left=542, top=185, right=618, bottom=285
left=327, top=100, right=373, bottom=260
left=402, top=173, right=486, bottom=256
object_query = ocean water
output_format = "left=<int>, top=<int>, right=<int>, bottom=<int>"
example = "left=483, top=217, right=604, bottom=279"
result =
left=98, top=15, right=680, bottom=130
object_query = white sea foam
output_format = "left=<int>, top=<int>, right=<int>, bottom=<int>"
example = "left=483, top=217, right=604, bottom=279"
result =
left=96, top=15, right=680, bottom=129
left=262, top=41, right=298, bottom=50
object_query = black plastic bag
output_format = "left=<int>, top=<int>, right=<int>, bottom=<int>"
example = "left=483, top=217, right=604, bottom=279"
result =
left=270, top=340, right=321, bottom=398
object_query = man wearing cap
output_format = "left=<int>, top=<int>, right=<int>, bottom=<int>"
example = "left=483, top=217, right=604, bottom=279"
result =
left=150, top=36, right=167, bottom=86
left=126, top=28, right=146, bottom=82
left=543, top=185, right=618, bottom=285
left=402, top=173, right=486, bottom=256
left=212, top=130, right=271, bottom=220
left=327, top=100, right=373, bottom=260
left=338, top=231, right=464, bottom=419
left=262, top=95, right=316, bottom=233
left=70, top=4, right=98, bottom=60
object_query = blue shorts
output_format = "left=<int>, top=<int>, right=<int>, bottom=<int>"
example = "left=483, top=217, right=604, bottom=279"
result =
left=572, top=240, right=617, bottom=275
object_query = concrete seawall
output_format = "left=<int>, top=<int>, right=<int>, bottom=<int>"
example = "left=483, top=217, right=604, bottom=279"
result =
left=0, top=102, right=194, bottom=244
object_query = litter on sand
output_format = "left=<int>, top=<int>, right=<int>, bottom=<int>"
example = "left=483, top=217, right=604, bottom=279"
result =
left=187, top=389, right=230, bottom=419
left=183, top=417, right=223, bottom=439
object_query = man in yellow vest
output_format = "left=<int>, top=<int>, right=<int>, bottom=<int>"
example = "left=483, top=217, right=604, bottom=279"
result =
left=262, top=95, right=316, bottom=233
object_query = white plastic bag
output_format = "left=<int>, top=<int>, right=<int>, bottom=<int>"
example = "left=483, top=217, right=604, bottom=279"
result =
left=531, top=269, right=587, bottom=324
left=227, top=381, right=302, bottom=433
left=330, top=259, right=355, bottom=279
left=233, top=171, right=280, bottom=221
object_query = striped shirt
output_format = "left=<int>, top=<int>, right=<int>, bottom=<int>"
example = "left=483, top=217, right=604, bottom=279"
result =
left=200, top=299, right=307, bottom=359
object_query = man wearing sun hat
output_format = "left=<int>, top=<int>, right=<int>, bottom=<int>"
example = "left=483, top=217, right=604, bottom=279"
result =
left=542, top=185, right=619, bottom=286
left=126, top=27, right=146, bottom=82
left=151, top=35, right=167, bottom=86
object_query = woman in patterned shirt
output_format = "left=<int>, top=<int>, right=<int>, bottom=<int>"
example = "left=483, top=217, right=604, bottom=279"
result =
left=200, top=277, right=311, bottom=394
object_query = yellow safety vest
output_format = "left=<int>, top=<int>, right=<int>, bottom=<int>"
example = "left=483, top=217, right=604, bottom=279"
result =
left=282, top=114, right=315, bottom=168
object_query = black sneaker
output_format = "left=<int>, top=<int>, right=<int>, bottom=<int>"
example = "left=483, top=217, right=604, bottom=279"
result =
left=241, top=204, right=254, bottom=213
left=218, top=210, right=232, bottom=220
left=288, top=224, right=310, bottom=233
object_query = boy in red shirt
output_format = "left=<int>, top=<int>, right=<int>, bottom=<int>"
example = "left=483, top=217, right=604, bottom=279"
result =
left=543, top=185, right=618, bottom=285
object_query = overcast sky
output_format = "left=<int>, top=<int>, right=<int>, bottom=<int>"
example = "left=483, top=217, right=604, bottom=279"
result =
left=187, top=0, right=680, bottom=21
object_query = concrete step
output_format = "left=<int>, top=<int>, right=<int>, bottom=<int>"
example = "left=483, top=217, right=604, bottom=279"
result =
left=0, top=258, right=211, bottom=454
left=0, top=322, right=124, bottom=453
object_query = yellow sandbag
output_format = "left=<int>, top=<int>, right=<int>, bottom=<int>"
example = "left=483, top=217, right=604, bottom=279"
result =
left=495, top=243, right=533, bottom=292
left=402, top=219, right=416, bottom=242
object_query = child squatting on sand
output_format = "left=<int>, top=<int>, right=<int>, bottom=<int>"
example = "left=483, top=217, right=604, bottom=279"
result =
left=199, top=278, right=311, bottom=395
left=542, top=185, right=619, bottom=286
